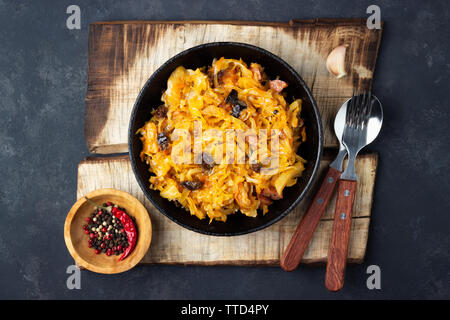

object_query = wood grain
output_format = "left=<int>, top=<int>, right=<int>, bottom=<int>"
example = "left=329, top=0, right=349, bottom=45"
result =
left=85, top=19, right=382, bottom=153
left=76, top=153, right=377, bottom=265
left=325, top=179, right=357, bottom=291
left=281, top=166, right=342, bottom=271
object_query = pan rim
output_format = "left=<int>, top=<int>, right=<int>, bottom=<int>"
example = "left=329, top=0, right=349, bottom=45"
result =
left=128, top=41, right=323, bottom=236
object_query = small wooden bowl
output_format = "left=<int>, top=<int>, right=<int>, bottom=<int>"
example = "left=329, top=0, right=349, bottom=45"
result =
left=64, top=188, right=152, bottom=274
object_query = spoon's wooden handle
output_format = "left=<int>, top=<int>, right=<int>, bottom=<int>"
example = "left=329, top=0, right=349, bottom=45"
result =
left=280, top=166, right=341, bottom=271
left=325, top=179, right=357, bottom=291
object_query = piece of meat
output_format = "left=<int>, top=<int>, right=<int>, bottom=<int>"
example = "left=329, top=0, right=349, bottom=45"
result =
left=260, top=186, right=283, bottom=200
left=217, top=70, right=226, bottom=85
left=234, top=182, right=253, bottom=210
left=154, top=105, right=168, bottom=118
left=250, top=63, right=263, bottom=81
left=269, top=80, right=288, bottom=93
left=257, top=194, right=273, bottom=207
left=250, top=163, right=262, bottom=173
left=217, top=68, right=238, bottom=85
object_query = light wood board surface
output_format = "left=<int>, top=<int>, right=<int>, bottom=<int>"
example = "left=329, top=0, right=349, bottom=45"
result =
left=81, top=19, right=382, bottom=266
left=85, top=19, right=382, bottom=154
left=77, top=153, right=378, bottom=265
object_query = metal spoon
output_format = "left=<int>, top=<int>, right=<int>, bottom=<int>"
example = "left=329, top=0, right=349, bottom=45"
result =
left=331, top=94, right=382, bottom=170
left=325, top=92, right=383, bottom=291
left=330, top=97, right=351, bottom=171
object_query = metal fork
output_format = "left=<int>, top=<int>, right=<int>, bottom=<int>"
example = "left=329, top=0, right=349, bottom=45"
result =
left=341, top=91, right=373, bottom=180
left=325, top=91, right=374, bottom=291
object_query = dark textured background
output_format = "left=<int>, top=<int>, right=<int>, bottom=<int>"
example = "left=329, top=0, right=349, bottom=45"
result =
left=0, top=0, right=449, bottom=299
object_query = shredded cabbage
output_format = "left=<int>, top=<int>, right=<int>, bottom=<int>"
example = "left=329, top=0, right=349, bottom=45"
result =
left=138, top=58, right=306, bottom=222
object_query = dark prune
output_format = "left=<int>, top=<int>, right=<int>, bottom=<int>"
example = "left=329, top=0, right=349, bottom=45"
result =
left=225, top=89, right=247, bottom=118
left=157, top=132, right=170, bottom=151
left=155, top=105, right=168, bottom=118
left=250, top=163, right=262, bottom=173
left=226, top=89, right=238, bottom=105
left=180, top=180, right=203, bottom=191
left=231, top=102, right=247, bottom=118
left=217, top=70, right=226, bottom=85
left=201, top=152, right=215, bottom=171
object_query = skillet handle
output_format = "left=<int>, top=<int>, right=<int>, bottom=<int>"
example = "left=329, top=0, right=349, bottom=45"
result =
left=280, top=166, right=341, bottom=271
left=325, top=179, right=357, bottom=291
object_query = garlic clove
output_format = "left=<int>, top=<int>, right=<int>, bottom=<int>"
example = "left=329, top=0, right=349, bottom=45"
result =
left=326, top=44, right=348, bottom=78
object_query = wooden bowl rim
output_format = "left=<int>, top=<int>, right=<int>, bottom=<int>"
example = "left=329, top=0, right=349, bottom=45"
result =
left=64, top=188, right=152, bottom=274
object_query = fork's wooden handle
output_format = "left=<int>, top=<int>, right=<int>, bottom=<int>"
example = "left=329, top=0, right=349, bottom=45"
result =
left=325, top=179, right=357, bottom=291
left=280, top=167, right=341, bottom=271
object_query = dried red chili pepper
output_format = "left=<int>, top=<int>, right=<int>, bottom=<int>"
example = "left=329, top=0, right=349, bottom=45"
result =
left=111, top=206, right=137, bottom=261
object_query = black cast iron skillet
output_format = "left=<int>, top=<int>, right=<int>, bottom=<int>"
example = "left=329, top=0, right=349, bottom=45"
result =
left=129, top=42, right=323, bottom=236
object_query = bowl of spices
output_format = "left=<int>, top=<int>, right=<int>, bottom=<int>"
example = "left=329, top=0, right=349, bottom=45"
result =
left=64, top=188, right=152, bottom=274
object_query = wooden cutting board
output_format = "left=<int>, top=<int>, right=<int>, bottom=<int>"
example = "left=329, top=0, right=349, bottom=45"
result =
left=77, top=153, right=377, bottom=265
left=85, top=19, right=382, bottom=153
left=80, top=19, right=383, bottom=265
